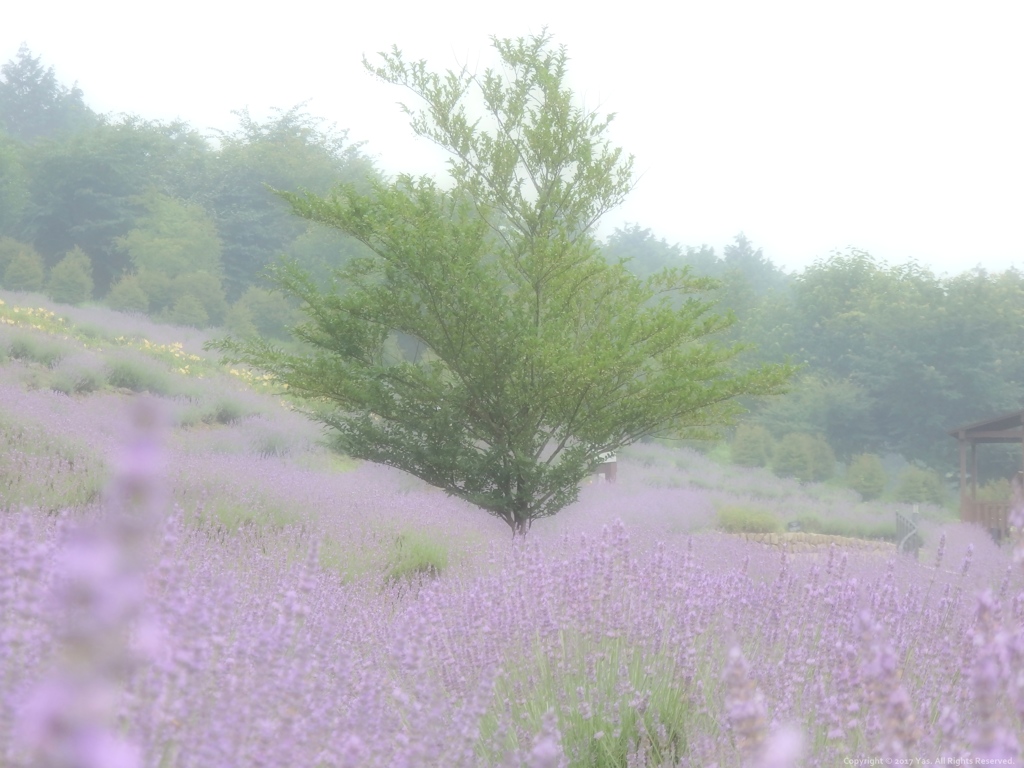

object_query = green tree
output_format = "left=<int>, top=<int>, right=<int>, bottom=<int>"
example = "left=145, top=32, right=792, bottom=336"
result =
left=0, top=136, right=28, bottom=236
left=2, top=245, right=44, bottom=290
left=0, top=45, right=95, bottom=142
left=209, top=106, right=378, bottom=298
left=211, top=34, right=790, bottom=534
left=730, top=423, right=774, bottom=468
left=20, top=117, right=205, bottom=294
left=168, top=294, right=209, bottom=328
left=171, top=271, right=228, bottom=326
left=105, top=273, right=150, bottom=313
left=47, top=245, right=94, bottom=304
left=230, top=286, right=298, bottom=340
left=116, top=191, right=223, bottom=279
left=846, top=453, right=887, bottom=500
left=772, top=433, right=835, bottom=483
left=894, top=465, right=947, bottom=506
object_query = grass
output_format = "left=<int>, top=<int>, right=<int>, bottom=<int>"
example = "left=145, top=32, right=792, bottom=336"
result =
left=790, top=512, right=897, bottom=541
left=105, top=355, right=174, bottom=395
left=6, top=332, right=66, bottom=368
left=479, top=631, right=699, bottom=766
left=0, top=412, right=106, bottom=512
left=716, top=504, right=782, bottom=534
left=50, top=367, right=105, bottom=395
left=386, top=529, right=450, bottom=581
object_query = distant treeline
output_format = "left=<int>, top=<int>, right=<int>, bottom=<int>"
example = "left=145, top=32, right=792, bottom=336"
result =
left=2, top=46, right=1021, bottom=477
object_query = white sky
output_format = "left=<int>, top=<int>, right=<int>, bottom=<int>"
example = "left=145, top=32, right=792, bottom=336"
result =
left=4, top=0, right=1023, bottom=276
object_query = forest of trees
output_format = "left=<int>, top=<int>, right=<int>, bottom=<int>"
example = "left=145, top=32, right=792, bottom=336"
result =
left=2, top=45, right=1022, bottom=487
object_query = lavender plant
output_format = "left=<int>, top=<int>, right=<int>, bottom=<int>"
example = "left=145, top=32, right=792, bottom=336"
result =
left=2, top=297, right=1023, bottom=766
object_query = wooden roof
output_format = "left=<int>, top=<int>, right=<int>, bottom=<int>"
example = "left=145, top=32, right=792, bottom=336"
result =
left=949, top=409, right=1024, bottom=444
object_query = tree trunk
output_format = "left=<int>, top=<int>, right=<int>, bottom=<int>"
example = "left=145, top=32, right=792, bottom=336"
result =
left=505, top=510, right=531, bottom=537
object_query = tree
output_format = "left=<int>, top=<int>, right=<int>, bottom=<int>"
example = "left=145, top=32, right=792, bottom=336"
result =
left=106, top=274, right=149, bottom=313
left=772, top=433, right=835, bottom=483
left=2, top=245, right=44, bottom=290
left=0, top=135, right=28, bottom=236
left=0, top=45, right=95, bottom=142
left=730, top=423, right=774, bottom=468
left=116, top=191, right=223, bottom=279
left=846, top=453, right=887, bottom=501
left=47, top=245, right=94, bottom=304
left=211, top=34, right=791, bottom=534
left=208, top=106, right=378, bottom=299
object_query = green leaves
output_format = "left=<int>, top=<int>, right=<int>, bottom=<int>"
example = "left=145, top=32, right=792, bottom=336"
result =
left=212, top=34, right=791, bottom=533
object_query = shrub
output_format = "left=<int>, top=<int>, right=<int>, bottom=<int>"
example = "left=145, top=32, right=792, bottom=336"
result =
left=3, top=248, right=45, bottom=291
left=47, top=246, right=94, bottom=305
left=0, top=237, right=38, bottom=274
left=51, top=368, right=104, bottom=395
left=730, top=423, right=774, bottom=467
left=7, top=333, right=64, bottom=367
left=230, top=286, right=297, bottom=340
left=224, top=301, right=258, bottom=339
left=772, top=433, right=835, bottom=483
left=167, top=294, right=209, bottom=328
left=204, top=398, right=248, bottom=425
left=252, top=429, right=292, bottom=458
left=977, top=478, right=1012, bottom=502
left=895, top=466, right=947, bottom=506
left=106, top=274, right=150, bottom=313
left=138, top=270, right=174, bottom=313
left=846, top=453, right=887, bottom=500
left=386, top=530, right=449, bottom=581
left=105, top=356, right=172, bottom=395
left=716, top=505, right=781, bottom=534
left=173, top=271, right=228, bottom=325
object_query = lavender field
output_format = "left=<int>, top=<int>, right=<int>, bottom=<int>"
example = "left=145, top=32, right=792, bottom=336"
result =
left=1, top=290, right=1022, bottom=767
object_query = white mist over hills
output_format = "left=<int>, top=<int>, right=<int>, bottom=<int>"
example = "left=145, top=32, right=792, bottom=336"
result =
left=4, top=0, right=1024, bottom=275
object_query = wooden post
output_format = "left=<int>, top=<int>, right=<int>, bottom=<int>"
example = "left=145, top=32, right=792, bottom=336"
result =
left=959, top=431, right=968, bottom=523
left=971, top=442, right=978, bottom=502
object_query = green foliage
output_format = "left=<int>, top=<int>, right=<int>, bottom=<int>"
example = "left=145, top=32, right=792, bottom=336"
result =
left=47, top=246, right=94, bottom=304
left=7, top=333, right=65, bottom=367
left=211, top=34, right=791, bottom=534
left=116, top=192, right=223, bottom=279
left=791, top=512, right=896, bottom=541
left=754, top=374, right=874, bottom=461
left=729, top=423, right=774, bottom=467
left=0, top=237, right=41, bottom=276
left=0, top=411, right=104, bottom=512
left=976, top=477, right=1013, bottom=502
left=894, top=465, right=947, bottom=506
left=716, top=505, right=782, bottom=533
left=385, top=530, right=449, bottom=581
left=224, top=301, right=258, bottom=339
left=771, top=433, right=836, bottom=483
left=105, top=355, right=172, bottom=394
left=105, top=273, right=150, bottom=313
left=137, top=270, right=174, bottom=312
left=846, top=453, right=887, bottom=500
left=0, top=138, right=28, bottom=235
left=229, top=286, right=297, bottom=340
left=51, top=367, right=104, bottom=395
left=0, top=45, right=96, bottom=142
left=167, top=294, right=209, bottom=328
left=3, top=247, right=45, bottom=291
left=204, top=398, right=249, bottom=425
left=171, top=271, right=227, bottom=325
left=481, top=631, right=690, bottom=764
left=210, top=106, right=378, bottom=299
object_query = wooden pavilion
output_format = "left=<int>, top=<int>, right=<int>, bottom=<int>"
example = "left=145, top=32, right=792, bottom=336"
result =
left=949, top=409, right=1024, bottom=538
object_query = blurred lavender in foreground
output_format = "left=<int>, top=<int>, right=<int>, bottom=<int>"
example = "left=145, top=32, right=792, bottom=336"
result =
left=17, top=398, right=165, bottom=768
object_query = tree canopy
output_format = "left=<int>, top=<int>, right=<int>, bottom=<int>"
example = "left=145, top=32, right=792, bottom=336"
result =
left=211, top=34, right=792, bottom=534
